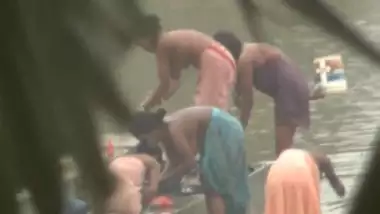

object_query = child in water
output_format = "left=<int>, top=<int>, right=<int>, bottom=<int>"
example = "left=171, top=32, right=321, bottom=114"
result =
left=133, top=15, right=242, bottom=111
left=128, top=107, right=251, bottom=214
left=265, top=148, right=345, bottom=214
left=107, top=142, right=163, bottom=214
left=213, top=31, right=325, bottom=157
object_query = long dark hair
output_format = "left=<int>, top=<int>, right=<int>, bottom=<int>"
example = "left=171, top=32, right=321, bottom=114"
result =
left=135, top=139, right=163, bottom=165
left=213, top=30, right=243, bottom=62
left=132, top=14, right=162, bottom=40
left=129, top=108, right=167, bottom=138
left=0, top=0, right=151, bottom=213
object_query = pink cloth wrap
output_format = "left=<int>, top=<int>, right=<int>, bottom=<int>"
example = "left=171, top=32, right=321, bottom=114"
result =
left=195, top=43, right=236, bottom=110
left=265, top=149, right=320, bottom=214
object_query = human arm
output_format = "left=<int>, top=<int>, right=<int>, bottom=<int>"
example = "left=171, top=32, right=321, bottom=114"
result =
left=160, top=132, right=196, bottom=182
left=162, top=78, right=181, bottom=101
left=162, top=56, right=183, bottom=100
left=236, top=61, right=254, bottom=129
left=138, top=154, right=161, bottom=190
left=309, top=92, right=325, bottom=101
left=136, top=154, right=161, bottom=204
left=313, top=152, right=345, bottom=197
left=142, top=46, right=171, bottom=110
left=309, top=83, right=326, bottom=100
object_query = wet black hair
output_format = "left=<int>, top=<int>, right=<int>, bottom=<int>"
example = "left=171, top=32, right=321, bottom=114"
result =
left=213, top=30, right=243, bottom=62
left=132, top=14, right=162, bottom=40
left=128, top=108, right=167, bottom=137
left=135, top=139, right=163, bottom=164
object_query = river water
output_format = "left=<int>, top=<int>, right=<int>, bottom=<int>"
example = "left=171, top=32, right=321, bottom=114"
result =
left=100, top=0, right=380, bottom=213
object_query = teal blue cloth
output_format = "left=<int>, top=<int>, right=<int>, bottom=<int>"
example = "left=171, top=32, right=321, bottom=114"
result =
left=200, top=108, right=250, bottom=214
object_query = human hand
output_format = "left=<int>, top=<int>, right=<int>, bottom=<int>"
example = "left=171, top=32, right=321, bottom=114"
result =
left=142, top=186, right=158, bottom=204
left=158, top=175, right=182, bottom=195
left=140, top=92, right=162, bottom=111
left=334, top=182, right=346, bottom=197
left=310, top=84, right=326, bottom=100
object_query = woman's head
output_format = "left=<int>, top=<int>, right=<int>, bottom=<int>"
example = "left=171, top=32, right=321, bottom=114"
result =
left=213, top=30, right=243, bottom=62
left=132, top=14, right=162, bottom=52
left=129, top=108, right=167, bottom=141
left=135, top=139, right=164, bottom=165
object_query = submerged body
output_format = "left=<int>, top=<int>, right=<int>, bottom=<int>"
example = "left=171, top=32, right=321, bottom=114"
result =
left=265, top=149, right=345, bottom=214
left=135, top=19, right=239, bottom=110
left=129, top=107, right=250, bottom=214
left=235, top=43, right=323, bottom=157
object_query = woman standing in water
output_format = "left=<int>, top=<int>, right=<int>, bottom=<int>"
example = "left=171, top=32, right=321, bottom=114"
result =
left=128, top=107, right=250, bottom=214
left=213, top=32, right=324, bottom=157
left=107, top=142, right=162, bottom=214
left=265, top=148, right=345, bottom=214
left=133, top=15, right=242, bottom=111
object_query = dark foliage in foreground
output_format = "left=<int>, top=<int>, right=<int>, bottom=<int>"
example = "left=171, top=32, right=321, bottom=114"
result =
left=1, top=0, right=379, bottom=213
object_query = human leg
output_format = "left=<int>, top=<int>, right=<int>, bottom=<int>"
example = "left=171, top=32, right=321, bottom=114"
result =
left=205, top=191, right=226, bottom=214
left=275, top=123, right=297, bottom=157
left=273, top=65, right=310, bottom=157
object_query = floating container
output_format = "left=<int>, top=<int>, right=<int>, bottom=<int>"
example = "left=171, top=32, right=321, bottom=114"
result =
left=313, top=54, right=347, bottom=94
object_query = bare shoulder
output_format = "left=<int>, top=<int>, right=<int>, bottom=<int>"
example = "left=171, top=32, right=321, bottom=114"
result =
left=244, top=43, right=265, bottom=58
left=170, top=29, right=212, bottom=49
left=164, top=30, right=207, bottom=41
left=166, top=107, right=212, bottom=125
left=130, top=153, right=151, bottom=161
left=169, top=29, right=210, bottom=39
left=167, top=108, right=212, bottom=143
left=258, top=43, right=283, bottom=57
left=157, top=32, right=174, bottom=50
left=243, top=43, right=259, bottom=53
left=257, top=43, right=275, bottom=50
left=239, top=44, right=254, bottom=61
left=136, top=154, right=158, bottom=164
left=238, top=43, right=257, bottom=71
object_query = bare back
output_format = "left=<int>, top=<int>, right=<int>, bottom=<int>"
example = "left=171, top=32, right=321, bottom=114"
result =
left=236, top=43, right=287, bottom=102
left=158, top=30, right=216, bottom=70
left=109, top=156, right=145, bottom=186
left=239, top=43, right=284, bottom=70
left=162, top=107, right=213, bottom=165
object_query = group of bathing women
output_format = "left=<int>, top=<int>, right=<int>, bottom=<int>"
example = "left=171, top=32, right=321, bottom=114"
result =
left=107, top=14, right=346, bottom=214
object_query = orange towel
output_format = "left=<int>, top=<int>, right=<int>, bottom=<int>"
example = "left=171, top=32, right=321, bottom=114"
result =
left=265, top=149, right=320, bottom=214
left=107, top=157, right=146, bottom=214
left=194, top=43, right=236, bottom=110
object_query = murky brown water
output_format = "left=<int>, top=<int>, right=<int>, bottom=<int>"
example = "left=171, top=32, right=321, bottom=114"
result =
left=98, top=0, right=380, bottom=213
